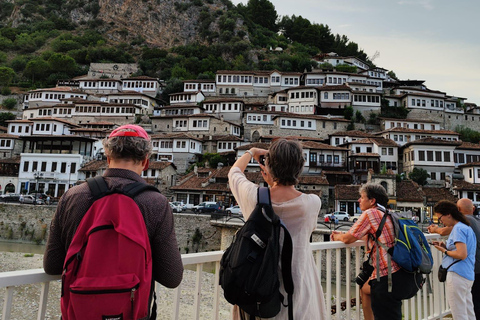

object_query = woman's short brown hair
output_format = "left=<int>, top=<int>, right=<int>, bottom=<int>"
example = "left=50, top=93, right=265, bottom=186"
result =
left=267, top=139, right=304, bottom=186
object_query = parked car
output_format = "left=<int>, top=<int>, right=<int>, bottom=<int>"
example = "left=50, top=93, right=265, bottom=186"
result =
left=349, top=213, right=362, bottom=222
left=325, top=211, right=350, bottom=222
left=28, top=193, right=48, bottom=200
left=20, top=195, right=44, bottom=205
left=193, top=201, right=217, bottom=213
left=226, top=205, right=242, bottom=216
left=0, top=193, right=20, bottom=202
left=196, top=203, right=221, bottom=214
left=169, top=202, right=183, bottom=213
left=171, top=201, right=187, bottom=211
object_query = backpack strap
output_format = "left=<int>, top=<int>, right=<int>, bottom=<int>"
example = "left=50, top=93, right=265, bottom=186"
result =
left=86, top=176, right=110, bottom=200
left=257, top=186, right=294, bottom=320
left=280, top=223, right=294, bottom=320
left=372, top=207, right=394, bottom=292
left=122, top=181, right=160, bottom=198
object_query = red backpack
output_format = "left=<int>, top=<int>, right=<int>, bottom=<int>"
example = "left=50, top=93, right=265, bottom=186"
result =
left=61, top=176, right=160, bottom=320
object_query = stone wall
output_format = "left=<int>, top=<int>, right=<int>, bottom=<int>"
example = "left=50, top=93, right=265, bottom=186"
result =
left=0, top=204, right=223, bottom=254
left=0, top=204, right=329, bottom=255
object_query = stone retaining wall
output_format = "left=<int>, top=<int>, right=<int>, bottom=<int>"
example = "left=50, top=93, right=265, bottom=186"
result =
left=0, top=204, right=223, bottom=253
left=0, top=204, right=330, bottom=255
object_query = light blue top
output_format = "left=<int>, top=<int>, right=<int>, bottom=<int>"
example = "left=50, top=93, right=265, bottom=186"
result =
left=442, top=221, right=476, bottom=281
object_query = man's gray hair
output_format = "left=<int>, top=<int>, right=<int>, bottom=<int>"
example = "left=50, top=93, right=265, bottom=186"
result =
left=359, top=183, right=389, bottom=207
left=102, top=136, right=152, bottom=163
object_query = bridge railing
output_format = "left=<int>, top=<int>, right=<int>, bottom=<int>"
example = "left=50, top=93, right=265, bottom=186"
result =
left=0, top=234, right=451, bottom=320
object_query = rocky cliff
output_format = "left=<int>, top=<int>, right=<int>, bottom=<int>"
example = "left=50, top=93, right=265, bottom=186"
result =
left=4, top=0, right=242, bottom=49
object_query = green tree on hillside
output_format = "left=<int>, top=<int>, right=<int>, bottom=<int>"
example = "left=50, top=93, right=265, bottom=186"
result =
left=0, top=67, right=15, bottom=89
left=455, top=125, right=480, bottom=143
left=240, top=0, right=277, bottom=32
left=409, top=168, right=429, bottom=186
left=0, top=112, right=16, bottom=126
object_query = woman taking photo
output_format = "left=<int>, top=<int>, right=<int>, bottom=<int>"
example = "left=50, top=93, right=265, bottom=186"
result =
left=228, top=139, right=327, bottom=319
left=432, top=200, right=476, bottom=319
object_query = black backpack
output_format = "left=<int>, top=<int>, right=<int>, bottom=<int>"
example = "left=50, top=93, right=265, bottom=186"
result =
left=219, top=187, right=294, bottom=319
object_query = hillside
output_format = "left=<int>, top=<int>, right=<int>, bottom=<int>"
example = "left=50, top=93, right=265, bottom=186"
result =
left=0, top=0, right=371, bottom=96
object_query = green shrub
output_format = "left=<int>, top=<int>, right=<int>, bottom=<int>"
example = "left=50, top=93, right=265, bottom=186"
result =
left=1, top=98, right=17, bottom=109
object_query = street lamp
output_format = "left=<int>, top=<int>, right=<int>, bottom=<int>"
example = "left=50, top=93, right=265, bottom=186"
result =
left=33, top=171, right=43, bottom=205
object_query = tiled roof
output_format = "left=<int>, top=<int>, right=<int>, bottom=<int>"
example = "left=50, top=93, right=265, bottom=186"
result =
left=330, top=130, right=375, bottom=137
left=459, top=162, right=480, bottom=168
left=30, top=117, right=81, bottom=127
left=377, top=127, right=459, bottom=135
left=348, top=153, right=380, bottom=157
left=0, top=126, right=8, bottom=132
left=0, top=133, right=19, bottom=138
left=423, top=187, right=457, bottom=203
left=335, top=185, right=360, bottom=200
left=350, top=137, right=397, bottom=147
left=260, top=135, right=327, bottom=143
left=206, top=135, right=243, bottom=142
left=298, top=175, right=329, bottom=185
left=452, top=179, right=480, bottom=191
left=378, top=117, right=440, bottom=124
left=396, top=180, right=424, bottom=202
left=148, top=161, right=176, bottom=170
left=403, top=137, right=462, bottom=147
left=122, top=76, right=158, bottom=80
left=78, top=160, right=108, bottom=171
left=202, top=98, right=244, bottom=103
left=236, top=142, right=270, bottom=150
left=272, top=112, right=350, bottom=122
left=150, top=132, right=203, bottom=141
left=301, top=141, right=349, bottom=151
left=0, top=156, right=21, bottom=164
left=316, top=84, right=351, bottom=91
left=457, top=142, right=480, bottom=150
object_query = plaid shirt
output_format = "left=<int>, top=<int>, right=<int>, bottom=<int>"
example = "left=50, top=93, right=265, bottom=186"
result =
left=349, top=207, right=400, bottom=279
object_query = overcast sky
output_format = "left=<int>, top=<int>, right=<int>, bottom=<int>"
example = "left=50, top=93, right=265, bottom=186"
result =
left=232, top=0, right=480, bottom=105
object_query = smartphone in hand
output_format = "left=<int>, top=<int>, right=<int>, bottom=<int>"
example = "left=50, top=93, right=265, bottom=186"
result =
left=259, top=155, right=266, bottom=166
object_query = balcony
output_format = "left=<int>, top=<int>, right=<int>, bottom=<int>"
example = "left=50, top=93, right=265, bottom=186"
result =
left=0, top=234, right=451, bottom=320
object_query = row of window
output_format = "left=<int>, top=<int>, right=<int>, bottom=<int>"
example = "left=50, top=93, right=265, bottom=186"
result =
left=185, top=83, right=215, bottom=91
left=28, top=93, right=83, bottom=100
left=34, top=123, right=57, bottom=132
left=309, top=153, right=341, bottom=164
left=381, top=148, right=395, bottom=156
left=165, top=109, right=194, bottom=116
left=9, top=126, right=30, bottom=134
left=429, top=172, right=446, bottom=180
left=110, top=98, right=149, bottom=106
left=290, top=91, right=316, bottom=99
left=218, top=142, right=238, bottom=150
left=281, top=119, right=313, bottom=128
left=389, top=122, right=437, bottom=130
left=456, top=154, right=480, bottom=164
left=192, top=120, right=208, bottom=128
left=288, top=105, right=314, bottom=113
left=467, top=168, right=480, bottom=179
left=0, top=139, right=12, bottom=148
left=122, top=81, right=156, bottom=89
left=203, top=103, right=242, bottom=112
left=353, top=95, right=380, bottom=103
left=411, top=98, right=444, bottom=108
left=332, top=93, right=350, bottom=100
left=75, top=106, right=136, bottom=114
left=23, top=161, right=76, bottom=173
left=170, top=94, right=195, bottom=102
left=405, top=150, right=452, bottom=162
left=247, top=115, right=272, bottom=122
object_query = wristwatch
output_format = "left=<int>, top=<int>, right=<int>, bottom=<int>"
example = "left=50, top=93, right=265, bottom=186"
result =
left=245, top=150, right=254, bottom=158
left=444, top=250, right=449, bottom=256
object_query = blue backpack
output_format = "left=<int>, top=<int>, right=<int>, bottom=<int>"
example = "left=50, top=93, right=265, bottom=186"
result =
left=376, top=210, right=433, bottom=274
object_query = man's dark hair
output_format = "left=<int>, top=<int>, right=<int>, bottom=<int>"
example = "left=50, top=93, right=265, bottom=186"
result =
left=267, top=139, right=304, bottom=186
left=360, top=183, right=389, bottom=207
